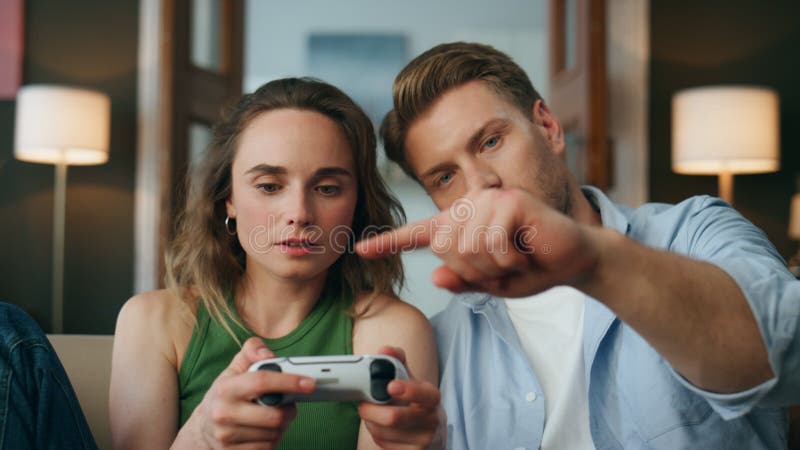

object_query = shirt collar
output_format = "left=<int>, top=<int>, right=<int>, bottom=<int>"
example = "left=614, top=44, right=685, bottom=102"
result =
left=580, top=185, right=631, bottom=235
left=456, top=291, right=493, bottom=308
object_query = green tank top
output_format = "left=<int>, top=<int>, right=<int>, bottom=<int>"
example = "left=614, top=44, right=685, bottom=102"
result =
left=178, top=292, right=360, bottom=449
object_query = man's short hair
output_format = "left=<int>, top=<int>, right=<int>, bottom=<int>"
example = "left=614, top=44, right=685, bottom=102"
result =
left=380, top=42, right=543, bottom=180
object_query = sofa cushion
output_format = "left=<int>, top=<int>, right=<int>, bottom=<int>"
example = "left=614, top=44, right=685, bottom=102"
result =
left=48, top=334, right=114, bottom=450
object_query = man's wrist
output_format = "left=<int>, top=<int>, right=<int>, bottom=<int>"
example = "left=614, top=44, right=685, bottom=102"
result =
left=574, top=225, right=630, bottom=305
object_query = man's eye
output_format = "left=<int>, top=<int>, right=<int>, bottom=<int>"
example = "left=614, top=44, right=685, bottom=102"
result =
left=436, top=172, right=453, bottom=187
left=484, top=136, right=500, bottom=149
left=257, top=184, right=280, bottom=193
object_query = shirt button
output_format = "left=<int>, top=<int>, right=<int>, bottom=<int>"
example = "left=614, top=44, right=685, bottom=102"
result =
left=525, top=391, right=537, bottom=402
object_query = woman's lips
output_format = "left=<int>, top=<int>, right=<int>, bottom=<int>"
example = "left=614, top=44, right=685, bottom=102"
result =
left=276, top=239, right=323, bottom=255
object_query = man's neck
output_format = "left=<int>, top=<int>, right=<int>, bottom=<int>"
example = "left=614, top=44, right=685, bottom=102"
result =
left=570, top=184, right=603, bottom=227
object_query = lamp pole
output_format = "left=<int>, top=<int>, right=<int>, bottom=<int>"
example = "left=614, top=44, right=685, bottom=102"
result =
left=14, top=85, right=111, bottom=333
left=52, top=162, right=67, bottom=334
left=718, top=170, right=733, bottom=205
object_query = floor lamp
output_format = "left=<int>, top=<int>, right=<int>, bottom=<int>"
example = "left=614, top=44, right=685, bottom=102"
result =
left=789, top=184, right=800, bottom=278
left=672, top=86, right=780, bottom=205
left=14, top=85, right=110, bottom=333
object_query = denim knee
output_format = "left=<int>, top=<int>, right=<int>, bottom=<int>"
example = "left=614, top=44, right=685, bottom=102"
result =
left=0, top=302, right=47, bottom=355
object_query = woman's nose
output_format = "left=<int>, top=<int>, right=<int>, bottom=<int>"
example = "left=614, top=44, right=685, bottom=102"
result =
left=283, top=191, right=314, bottom=227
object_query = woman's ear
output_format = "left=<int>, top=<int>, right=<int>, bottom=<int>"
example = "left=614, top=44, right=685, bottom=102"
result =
left=531, top=99, right=565, bottom=157
left=225, top=198, right=236, bottom=219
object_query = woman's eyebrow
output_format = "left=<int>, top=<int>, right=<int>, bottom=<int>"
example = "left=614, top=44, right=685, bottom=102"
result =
left=245, top=164, right=287, bottom=176
left=245, top=164, right=352, bottom=179
left=313, top=167, right=353, bottom=178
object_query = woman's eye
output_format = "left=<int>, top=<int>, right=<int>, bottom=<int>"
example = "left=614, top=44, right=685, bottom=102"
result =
left=317, top=185, right=340, bottom=196
left=257, top=184, right=280, bottom=193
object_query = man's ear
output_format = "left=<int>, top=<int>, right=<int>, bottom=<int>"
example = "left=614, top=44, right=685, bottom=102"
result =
left=531, top=99, right=565, bottom=156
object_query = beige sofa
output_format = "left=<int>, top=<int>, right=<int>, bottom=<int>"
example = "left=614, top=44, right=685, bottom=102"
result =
left=48, top=334, right=114, bottom=450
left=45, top=334, right=800, bottom=450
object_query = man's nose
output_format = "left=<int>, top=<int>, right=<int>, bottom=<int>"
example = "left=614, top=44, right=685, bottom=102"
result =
left=465, top=159, right=502, bottom=194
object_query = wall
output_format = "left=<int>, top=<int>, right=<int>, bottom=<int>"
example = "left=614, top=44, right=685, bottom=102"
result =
left=649, top=0, right=800, bottom=259
left=606, top=0, right=649, bottom=207
left=244, top=0, right=549, bottom=317
left=244, top=0, right=548, bottom=96
left=0, top=0, right=139, bottom=333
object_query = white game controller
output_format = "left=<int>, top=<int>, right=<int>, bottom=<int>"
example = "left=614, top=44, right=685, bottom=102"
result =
left=247, top=354, right=409, bottom=406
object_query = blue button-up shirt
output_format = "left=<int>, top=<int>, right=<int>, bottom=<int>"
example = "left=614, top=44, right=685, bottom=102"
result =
left=432, top=187, right=799, bottom=449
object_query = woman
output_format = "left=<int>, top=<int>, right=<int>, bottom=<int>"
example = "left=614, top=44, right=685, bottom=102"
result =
left=110, top=78, right=441, bottom=449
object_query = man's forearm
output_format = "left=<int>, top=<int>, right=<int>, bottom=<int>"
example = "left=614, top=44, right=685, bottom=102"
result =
left=577, top=226, right=774, bottom=393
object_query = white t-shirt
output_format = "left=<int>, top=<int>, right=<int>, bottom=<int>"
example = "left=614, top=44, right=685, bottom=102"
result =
left=503, top=286, right=595, bottom=450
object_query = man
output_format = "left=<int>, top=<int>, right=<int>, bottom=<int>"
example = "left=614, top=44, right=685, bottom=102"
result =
left=0, top=302, right=98, bottom=449
left=356, top=42, right=799, bottom=449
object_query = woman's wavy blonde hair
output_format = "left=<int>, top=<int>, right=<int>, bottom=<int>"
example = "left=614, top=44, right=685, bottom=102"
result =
left=165, top=77, right=405, bottom=337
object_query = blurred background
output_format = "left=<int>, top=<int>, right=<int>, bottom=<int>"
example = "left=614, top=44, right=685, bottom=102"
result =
left=0, top=0, right=798, bottom=334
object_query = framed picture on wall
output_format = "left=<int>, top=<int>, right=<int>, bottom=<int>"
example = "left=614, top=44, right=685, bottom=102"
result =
left=0, top=0, right=24, bottom=99
left=306, top=33, right=408, bottom=180
left=307, top=33, right=406, bottom=126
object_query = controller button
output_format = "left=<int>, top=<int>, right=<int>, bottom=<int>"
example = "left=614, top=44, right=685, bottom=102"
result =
left=371, top=379, right=391, bottom=402
left=259, top=393, right=283, bottom=406
left=370, top=359, right=396, bottom=379
left=257, top=363, right=283, bottom=406
left=258, top=363, right=282, bottom=373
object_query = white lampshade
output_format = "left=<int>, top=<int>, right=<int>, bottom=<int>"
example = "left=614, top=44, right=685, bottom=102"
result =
left=15, top=85, right=111, bottom=165
left=672, top=86, right=779, bottom=174
left=789, top=194, right=800, bottom=240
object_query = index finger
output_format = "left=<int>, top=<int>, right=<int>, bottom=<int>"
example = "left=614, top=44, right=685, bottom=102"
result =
left=221, top=337, right=274, bottom=377
left=222, top=370, right=316, bottom=401
left=355, top=216, right=434, bottom=259
left=376, top=346, right=414, bottom=378
left=376, top=346, right=407, bottom=365
left=387, top=379, right=440, bottom=408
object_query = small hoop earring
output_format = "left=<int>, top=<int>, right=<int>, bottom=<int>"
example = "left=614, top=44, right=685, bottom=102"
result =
left=224, top=216, right=237, bottom=236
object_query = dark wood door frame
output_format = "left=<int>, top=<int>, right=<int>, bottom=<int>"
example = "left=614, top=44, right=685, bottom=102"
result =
left=549, top=0, right=610, bottom=190
left=135, top=0, right=243, bottom=293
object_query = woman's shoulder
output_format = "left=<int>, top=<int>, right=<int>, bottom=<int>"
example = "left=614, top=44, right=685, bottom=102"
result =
left=351, top=292, right=433, bottom=349
left=353, top=291, right=428, bottom=323
left=351, top=292, right=438, bottom=382
left=119, top=289, right=197, bottom=325
left=115, top=289, right=198, bottom=366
